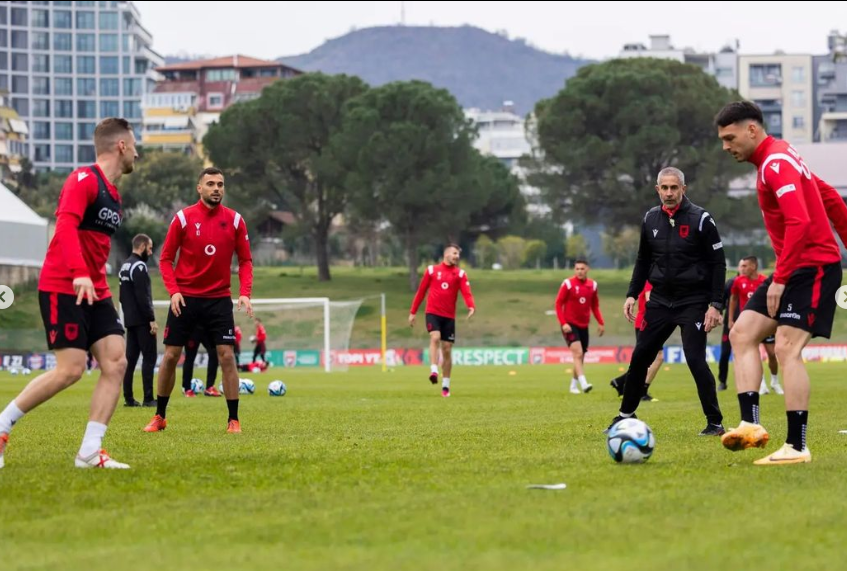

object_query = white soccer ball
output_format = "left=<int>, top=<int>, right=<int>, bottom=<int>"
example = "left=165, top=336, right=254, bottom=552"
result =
left=22, top=368, right=31, bottom=375
left=606, top=418, right=655, bottom=464
left=250, top=335, right=257, bottom=343
left=268, top=380, right=286, bottom=397
left=239, top=378, right=255, bottom=395
left=9, top=368, right=18, bottom=376
left=190, top=378, right=204, bottom=393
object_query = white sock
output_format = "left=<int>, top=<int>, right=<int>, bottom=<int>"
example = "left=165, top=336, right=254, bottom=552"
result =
left=578, top=375, right=589, bottom=388
left=442, top=377, right=450, bottom=389
left=0, top=400, right=25, bottom=434
left=570, top=378, right=579, bottom=391
left=78, top=421, right=107, bottom=458
left=619, top=411, right=634, bottom=419
left=771, top=374, right=780, bottom=386
left=430, top=364, right=439, bottom=375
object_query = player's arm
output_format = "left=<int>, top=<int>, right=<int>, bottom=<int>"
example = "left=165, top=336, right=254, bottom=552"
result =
left=459, top=271, right=475, bottom=319
left=555, top=282, right=573, bottom=333
left=131, top=263, right=156, bottom=324
left=728, top=293, right=738, bottom=329
left=765, top=164, right=812, bottom=284
left=159, top=213, right=185, bottom=315
left=54, top=174, right=97, bottom=301
left=699, top=212, right=727, bottom=308
left=408, top=271, right=431, bottom=326
left=591, top=286, right=605, bottom=336
left=814, top=174, right=847, bottom=246
left=235, top=215, right=254, bottom=318
left=626, top=217, right=651, bottom=300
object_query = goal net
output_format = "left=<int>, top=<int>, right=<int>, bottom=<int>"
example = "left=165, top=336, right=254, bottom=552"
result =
left=151, top=297, right=364, bottom=372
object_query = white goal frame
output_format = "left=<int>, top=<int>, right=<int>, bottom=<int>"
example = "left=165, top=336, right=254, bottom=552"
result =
left=150, top=297, right=331, bottom=372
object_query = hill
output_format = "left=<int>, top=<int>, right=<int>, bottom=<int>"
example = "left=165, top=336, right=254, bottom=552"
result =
left=279, top=25, right=592, bottom=114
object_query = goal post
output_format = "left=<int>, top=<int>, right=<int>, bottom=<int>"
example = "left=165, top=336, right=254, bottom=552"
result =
left=148, top=296, right=381, bottom=372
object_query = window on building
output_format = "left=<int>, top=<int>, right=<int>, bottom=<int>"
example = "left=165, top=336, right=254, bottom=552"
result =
left=99, top=12, right=118, bottom=29
left=54, top=56, right=72, bottom=74
left=34, top=144, right=51, bottom=162
left=55, top=77, right=72, bottom=95
left=77, top=77, right=96, bottom=96
left=33, top=99, right=51, bottom=118
left=77, top=33, right=96, bottom=52
left=12, top=53, right=27, bottom=72
left=54, top=32, right=72, bottom=51
left=32, top=9, right=49, bottom=28
left=100, top=78, right=119, bottom=96
left=208, top=93, right=224, bottom=108
left=100, top=56, right=119, bottom=74
left=100, top=34, right=118, bottom=52
left=78, top=100, right=97, bottom=118
left=33, top=54, right=49, bottom=73
left=32, top=32, right=50, bottom=50
left=77, top=56, right=96, bottom=74
left=100, top=100, right=119, bottom=117
left=78, top=145, right=96, bottom=163
left=78, top=123, right=96, bottom=140
left=11, top=31, right=27, bottom=49
left=791, top=90, right=806, bottom=108
left=11, top=7, right=27, bottom=26
left=33, top=122, right=51, bottom=140
left=76, top=11, right=95, bottom=29
left=11, top=75, right=28, bottom=93
left=56, top=145, right=74, bottom=163
left=54, top=11, right=72, bottom=29
left=55, top=123, right=74, bottom=140
left=33, top=76, right=50, bottom=95
left=792, top=66, right=806, bottom=83
left=205, top=69, right=238, bottom=82
left=56, top=100, right=74, bottom=118
left=749, top=64, right=782, bottom=86
left=793, top=116, right=805, bottom=129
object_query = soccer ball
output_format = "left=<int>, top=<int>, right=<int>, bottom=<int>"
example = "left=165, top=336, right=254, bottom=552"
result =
left=239, top=378, right=255, bottom=395
left=9, top=368, right=18, bottom=376
left=606, top=418, right=655, bottom=463
left=250, top=335, right=257, bottom=343
left=22, top=368, right=31, bottom=375
left=268, top=380, right=286, bottom=397
left=190, top=378, right=204, bottom=393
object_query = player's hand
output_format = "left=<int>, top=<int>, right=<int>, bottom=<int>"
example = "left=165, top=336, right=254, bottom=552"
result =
left=623, top=297, right=637, bottom=323
left=170, top=293, right=186, bottom=317
left=73, top=277, right=98, bottom=306
left=237, top=296, right=253, bottom=319
left=149, top=321, right=158, bottom=335
left=467, top=307, right=475, bottom=321
left=704, top=306, right=723, bottom=333
left=598, top=324, right=605, bottom=337
left=408, top=314, right=416, bottom=328
left=561, top=323, right=572, bottom=334
left=767, top=281, right=785, bottom=318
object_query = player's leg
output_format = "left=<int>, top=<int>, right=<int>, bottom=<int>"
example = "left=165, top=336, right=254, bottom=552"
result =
left=145, top=300, right=193, bottom=432
left=182, top=337, right=199, bottom=394
left=642, top=350, right=663, bottom=401
left=717, top=324, right=732, bottom=391
left=722, top=282, right=778, bottom=450
left=677, top=305, right=724, bottom=435
left=763, top=340, right=782, bottom=394
left=202, top=332, right=222, bottom=397
left=425, top=314, right=441, bottom=383
left=610, top=329, right=637, bottom=397
left=138, top=326, right=157, bottom=406
left=234, top=342, right=241, bottom=368
left=205, top=298, right=240, bottom=431
left=439, top=317, right=456, bottom=396
left=122, top=325, right=141, bottom=406
left=605, top=306, right=675, bottom=432
left=561, top=326, right=582, bottom=394
left=575, top=328, right=592, bottom=392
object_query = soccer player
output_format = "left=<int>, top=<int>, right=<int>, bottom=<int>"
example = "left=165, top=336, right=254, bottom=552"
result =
left=409, top=244, right=476, bottom=397
left=728, top=255, right=782, bottom=395
left=119, top=233, right=158, bottom=407
left=143, top=167, right=253, bottom=434
left=252, top=318, right=267, bottom=363
left=554, top=259, right=604, bottom=394
left=603, top=167, right=726, bottom=437
left=715, top=101, right=847, bottom=464
left=0, top=118, right=137, bottom=469
left=610, top=281, right=662, bottom=402
left=718, top=259, right=745, bottom=391
left=234, top=324, right=243, bottom=367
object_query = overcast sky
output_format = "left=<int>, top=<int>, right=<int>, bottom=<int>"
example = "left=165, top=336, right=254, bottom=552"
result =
left=134, top=1, right=846, bottom=60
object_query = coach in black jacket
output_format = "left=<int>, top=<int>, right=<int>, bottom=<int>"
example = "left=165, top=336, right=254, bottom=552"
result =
left=606, top=167, right=726, bottom=436
left=119, top=234, right=157, bottom=407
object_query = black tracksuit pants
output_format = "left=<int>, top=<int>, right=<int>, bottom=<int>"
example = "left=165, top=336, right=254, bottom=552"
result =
left=621, top=303, right=723, bottom=425
left=123, top=325, right=157, bottom=403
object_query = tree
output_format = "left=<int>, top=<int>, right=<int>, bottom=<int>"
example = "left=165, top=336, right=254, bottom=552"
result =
left=463, top=154, right=527, bottom=242
left=474, top=234, right=498, bottom=269
left=115, top=204, right=168, bottom=261
left=343, top=80, right=487, bottom=290
left=527, top=58, right=753, bottom=230
left=496, top=236, right=526, bottom=270
left=120, top=151, right=204, bottom=217
left=565, top=234, right=589, bottom=265
left=524, top=239, right=547, bottom=268
left=602, top=225, right=640, bottom=268
left=205, top=73, right=370, bottom=281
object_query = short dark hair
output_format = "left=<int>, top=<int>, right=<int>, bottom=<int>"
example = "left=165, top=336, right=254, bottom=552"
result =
left=94, top=117, right=133, bottom=155
left=132, top=233, right=151, bottom=250
left=445, top=243, right=462, bottom=254
left=714, top=101, right=764, bottom=128
left=198, top=167, right=224, bottom=182
left=742, top=255, right=759, bottom=267
left=574, top=259, right=589, bottom=266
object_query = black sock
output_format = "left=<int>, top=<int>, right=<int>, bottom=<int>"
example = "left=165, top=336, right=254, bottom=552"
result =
left=786, top=410, right=808, bottom=451
left=737, top=391, right=759, bottom=424
left=156, top=396, right=170, bottom=419
left=227, top=399, right=239, bottom=421
left=642, top=383, right=650, bottom=397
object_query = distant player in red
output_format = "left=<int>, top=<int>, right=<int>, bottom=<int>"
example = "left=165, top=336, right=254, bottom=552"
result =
left=234, top=325, right=243, bottom=367
left=252, top=318, right=267, bottom=363
left=609, top=281, right=663, bottom=401
left=0, top=118, right=138, bottom=470
left=144, top=167, right=253, bottom=434
left=716, top=101, right=847, bottom=464
left=409, top=244, right=475, bottom=397
left=555, top=259, right=604, bottom=394
left=728, top=255, right=781, bottom=395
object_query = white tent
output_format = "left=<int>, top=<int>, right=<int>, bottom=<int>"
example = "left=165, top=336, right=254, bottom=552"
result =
left=0, top=181, right=48, bottom=267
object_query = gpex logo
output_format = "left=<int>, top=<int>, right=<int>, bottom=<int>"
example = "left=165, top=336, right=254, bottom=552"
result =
left=98, top=207, right=122, bottom=226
